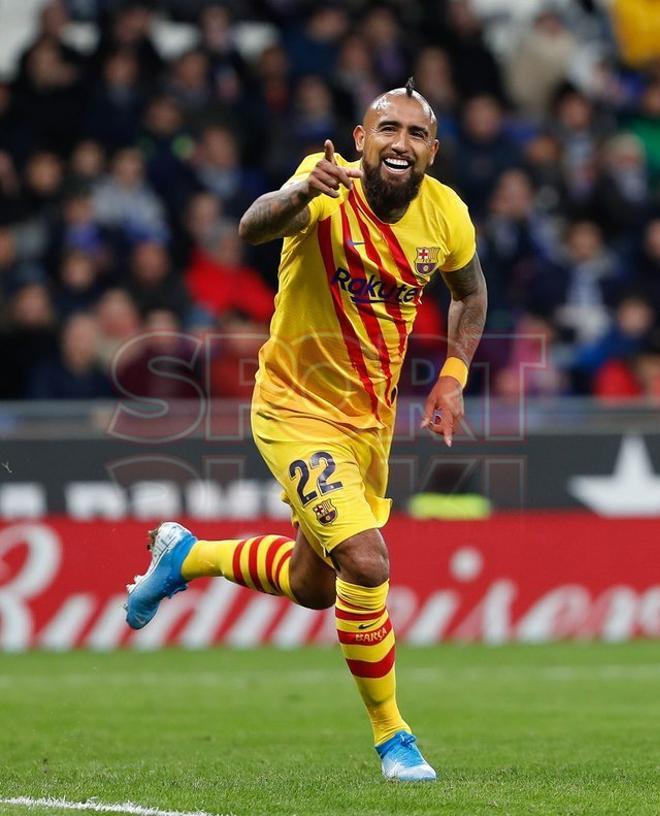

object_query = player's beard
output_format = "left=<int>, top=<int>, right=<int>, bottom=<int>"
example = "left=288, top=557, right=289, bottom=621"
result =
left=361, top=156, right=425, bottom=219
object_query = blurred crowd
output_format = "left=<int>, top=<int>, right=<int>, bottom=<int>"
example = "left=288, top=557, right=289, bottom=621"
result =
left=1, top=0, right=660, bottom=402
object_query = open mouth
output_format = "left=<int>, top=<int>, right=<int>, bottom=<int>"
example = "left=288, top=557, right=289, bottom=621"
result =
left=381, top=156, right=413, bottom=173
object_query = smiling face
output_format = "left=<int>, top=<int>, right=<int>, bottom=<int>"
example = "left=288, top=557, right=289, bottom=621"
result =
left=354, top=90, right=438, bottom=220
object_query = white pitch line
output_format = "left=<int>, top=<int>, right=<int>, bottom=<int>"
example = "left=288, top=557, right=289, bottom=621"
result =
left=0, top=798, right=232, bottom=816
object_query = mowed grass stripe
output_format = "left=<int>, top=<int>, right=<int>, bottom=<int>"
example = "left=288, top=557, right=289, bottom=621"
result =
left=1, top=643, right=659, bottom=816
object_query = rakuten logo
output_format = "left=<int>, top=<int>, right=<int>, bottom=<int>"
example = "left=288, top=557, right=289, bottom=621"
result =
left=332, top=268, right=420, bottom=305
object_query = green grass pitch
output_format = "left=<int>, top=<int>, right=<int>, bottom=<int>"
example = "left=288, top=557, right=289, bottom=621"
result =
left=1, top=642, right=659, bottom=816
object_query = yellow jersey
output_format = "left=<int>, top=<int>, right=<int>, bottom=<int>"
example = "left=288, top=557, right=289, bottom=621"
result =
left=254, top=152, right=476, bottom=431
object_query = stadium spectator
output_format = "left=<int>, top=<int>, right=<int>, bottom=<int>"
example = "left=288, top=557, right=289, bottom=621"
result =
left=413, top=47, right=458, bottom=146
left=183, top=191, right=227, bottom=251
left=46, top=188, right=112, bottom=276
left=554, top=220, right=625, bottom=349
left=0, top=84, right=29, bottom=167
left=139, top=95, right=196, bottom=218
left=494, top=313, right=567, bottom=398
left=22, top=151, right=65, bottom=221
left=360, top=5, right=409, bottom=89
left=591, top=134, right=651, bottom=242
left=284, top=5, right=348, bottom=80
left=165, top=49, right=212, bottom=124
left=197, top=3, right=246, bottom=90
left=505, top=8, right=578, bottom=120
left=289, top=75, right=350, bottom=158
left=333, top=35, right=381, bottom=123
left=69, top=140, right=107, bottom=186
left=578, top=294, right=656, bottom=395
left=27, top=312, right=113, bottom=399
left=115, top=308, right=202, bottom=399
left=90, top=0, right=163, bottom=90
left=455, top=95, right=521, bottom=218
left=84, top=50, right=145, bottom=150
left=207, top=313, right=266, bottom=399
left=252, top=44, right=291, bottom=124
left=7, top=152, right=64, bottom=270
left=185, top=223, right=274, bottom=323
left=633, top=338, right=660, bottom=399
left=125, top=240, right=191, bottom=320
left=636, top=218, right=660, bottom=314
left=0, top=282, right=57, bottom=398
left=478, top=169, right=557, bottom=328
left=433, top=0, right=506, bottom=102
left=0, top=152, right=23, bottom=227
left=92, top=147, right=168, bottom=244
left=551, top=87, right=611, bottom=211
left=624, top=80, right=660, bottom=190
left=0, top=227, right=18, bottom=283
left=95, top=287, right=142, bottom=370
left=13, top=38, right=84, bottom=156
left=193, top=125, right=264, bottom=218
left=55, top=249, right=105, bottom=317
left=522, top=132, right=565, bottom=215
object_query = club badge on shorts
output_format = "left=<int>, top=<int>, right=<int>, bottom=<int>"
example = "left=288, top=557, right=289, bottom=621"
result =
left=312, top=499, right=338, bottom=525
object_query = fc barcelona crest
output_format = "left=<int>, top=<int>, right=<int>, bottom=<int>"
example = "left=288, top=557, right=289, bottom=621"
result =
left=415, top=246, right=440, bottom=278
left=312, top=499, right=338, bottom=525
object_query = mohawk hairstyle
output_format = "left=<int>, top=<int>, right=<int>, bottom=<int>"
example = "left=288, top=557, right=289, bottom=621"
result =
left=405, top=76, right=415, bottom=96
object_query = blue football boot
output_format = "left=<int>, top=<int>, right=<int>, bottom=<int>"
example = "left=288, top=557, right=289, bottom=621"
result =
left=124, top=522, right=197, bottom=630
left=376, top=731, right=437, bottom=781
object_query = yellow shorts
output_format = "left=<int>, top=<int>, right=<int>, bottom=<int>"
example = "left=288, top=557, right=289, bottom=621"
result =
left=251, top=400, right=392, bottom=561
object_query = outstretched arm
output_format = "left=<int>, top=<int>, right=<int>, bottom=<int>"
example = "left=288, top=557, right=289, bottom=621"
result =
left=238, top=140, right=363, bottom=246
left=421, top=253, right=488, bottom=445
left=238, top=184, right=313, bottom=245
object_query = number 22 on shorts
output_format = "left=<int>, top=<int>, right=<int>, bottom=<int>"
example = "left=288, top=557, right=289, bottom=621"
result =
left=288, top=451, right=344, bottom=506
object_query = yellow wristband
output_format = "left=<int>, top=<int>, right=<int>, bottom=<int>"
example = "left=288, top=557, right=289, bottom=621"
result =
left=440, top=357, right=468, bottom=389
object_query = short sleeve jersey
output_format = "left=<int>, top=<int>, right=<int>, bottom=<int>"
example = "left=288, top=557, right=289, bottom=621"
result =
left=254, top=152, right=476, bottom=431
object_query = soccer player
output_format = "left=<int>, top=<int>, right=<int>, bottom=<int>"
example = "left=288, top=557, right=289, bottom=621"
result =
left=125, top=78, right=487, bottom=781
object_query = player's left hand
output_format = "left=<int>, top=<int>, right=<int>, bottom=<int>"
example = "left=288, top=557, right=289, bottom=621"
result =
left=420, top=376, right=463, bottom=447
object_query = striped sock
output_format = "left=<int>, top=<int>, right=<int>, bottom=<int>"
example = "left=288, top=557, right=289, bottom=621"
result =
left=335, top=577, right=410, bottom=746
left=181, top=535, right=297, bottom=602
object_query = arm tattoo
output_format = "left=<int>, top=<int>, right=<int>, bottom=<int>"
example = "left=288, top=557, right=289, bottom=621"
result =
left=238, top=182, right=311, bottom=245
left=440, top=253, right=488, bottom=366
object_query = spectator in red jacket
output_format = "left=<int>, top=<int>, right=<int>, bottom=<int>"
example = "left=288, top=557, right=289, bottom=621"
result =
left=185, top=224, right=274, bottom=323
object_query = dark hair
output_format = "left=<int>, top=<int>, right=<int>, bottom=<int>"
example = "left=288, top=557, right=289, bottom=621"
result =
left=405, top=76, right=415, bottom=97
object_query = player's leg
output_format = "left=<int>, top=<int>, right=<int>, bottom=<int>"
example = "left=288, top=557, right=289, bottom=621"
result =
left=181, top=525, right=336, bottom=609
left=125, top=524, right=335, bottom=629
left=331, top=528, right=436, bottom=781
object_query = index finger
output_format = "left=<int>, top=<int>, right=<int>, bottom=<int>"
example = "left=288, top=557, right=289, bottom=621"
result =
left=324, top=139, right=336, bottom=164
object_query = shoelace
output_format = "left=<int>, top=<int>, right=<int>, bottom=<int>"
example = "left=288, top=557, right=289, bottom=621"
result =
left=399, top=734, right=416, bottom=747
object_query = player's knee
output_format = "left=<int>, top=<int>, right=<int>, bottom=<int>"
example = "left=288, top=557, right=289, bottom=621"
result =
left=332, top=531, right=390, bottom=587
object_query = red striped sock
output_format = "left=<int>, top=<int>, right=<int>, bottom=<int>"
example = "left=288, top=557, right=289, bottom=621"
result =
left=335, top=577, right=410, bottom=745
left=181, top=535, right=296, bottom=601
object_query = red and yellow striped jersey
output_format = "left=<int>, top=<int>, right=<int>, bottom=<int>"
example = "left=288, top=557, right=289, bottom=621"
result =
left=254, top=152, right=476, bottom=431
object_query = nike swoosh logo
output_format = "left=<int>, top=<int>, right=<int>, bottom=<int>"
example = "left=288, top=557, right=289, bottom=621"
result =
left=347, top=240, right=366, bottom=246
left=358, top=623, right=372, bottom=630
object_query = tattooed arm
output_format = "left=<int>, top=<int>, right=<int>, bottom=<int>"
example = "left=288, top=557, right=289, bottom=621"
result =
left=238, top=183, right=313, bottom=245
left=238, top=140, right=363, bottom=246
left=421, top=253, right=488, bottom=445
left=442, top=252, right=488, bottom=368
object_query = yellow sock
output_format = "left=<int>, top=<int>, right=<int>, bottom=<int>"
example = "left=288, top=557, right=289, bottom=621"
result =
left=335, top=577, right=410, bottom=745
left=182, top=535, right=297, bottom=602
